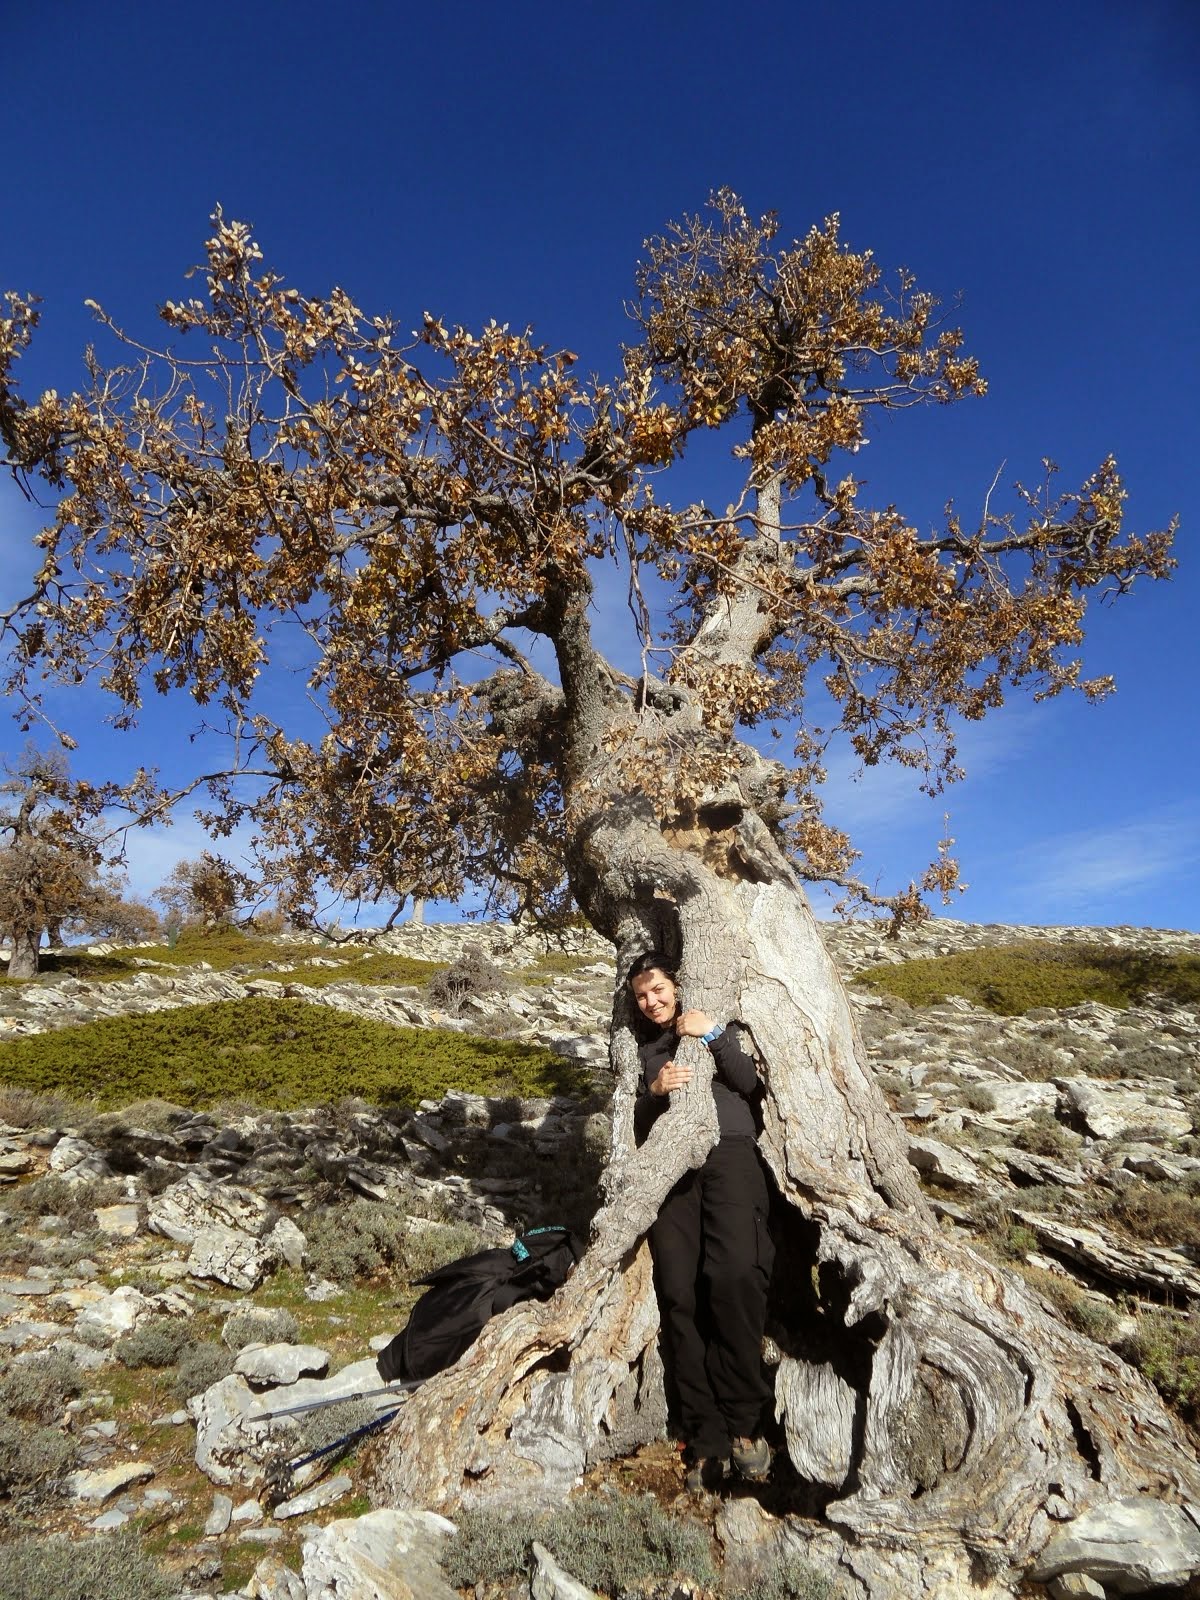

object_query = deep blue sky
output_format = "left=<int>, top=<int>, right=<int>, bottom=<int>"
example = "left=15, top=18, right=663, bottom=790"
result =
left=2, top=0, right=1197, bottom=930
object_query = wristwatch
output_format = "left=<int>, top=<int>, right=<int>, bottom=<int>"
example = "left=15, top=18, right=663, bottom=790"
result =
left=700, top=1024, right=724, bottom=1045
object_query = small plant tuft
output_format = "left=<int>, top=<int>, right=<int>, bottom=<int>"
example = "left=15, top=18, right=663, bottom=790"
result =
left=222, top=1305, right=302, bottom=1350
left=115, top=1316, right=194, bottom=1369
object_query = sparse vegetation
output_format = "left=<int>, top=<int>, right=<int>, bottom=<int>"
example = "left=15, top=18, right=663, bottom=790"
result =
left=443, top=1490, right=716, bottom=1594
left=426, top=941, right=511, bottom=1014
left=0, top=1351, right=83, bottom=1422
left=115, top=1316, right=196, bottom=1369
left=0, top=1530, right=173, bottom=1600
left=173, top=1339, right=235, bottom=1400
left=222, top=1305, right=301, bottom=1351
left=858, top=942, right=1200, bottom=1016
left=305, top=1198, right=483, bottom=1286
left=0, top=997, right=590, bottom=1110
left=1123, top=1309, right=1200, bottom=1424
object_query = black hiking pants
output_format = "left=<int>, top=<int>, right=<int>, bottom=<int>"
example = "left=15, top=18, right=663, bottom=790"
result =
left=649, top=1135, right=774, bottom=1462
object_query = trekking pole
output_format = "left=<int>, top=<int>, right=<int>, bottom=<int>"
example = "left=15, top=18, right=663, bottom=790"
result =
left=248, top=1381, right=421, bottom=1426
left=283, top=1407, right=402, bottom=1478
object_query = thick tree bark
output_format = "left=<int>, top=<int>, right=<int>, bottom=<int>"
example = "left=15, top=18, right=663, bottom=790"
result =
left=365, top=787, right=1200, bottom=1596
left=6, top=924, right=39, bottom=979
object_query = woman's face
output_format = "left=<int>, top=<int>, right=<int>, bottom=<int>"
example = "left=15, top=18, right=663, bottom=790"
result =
left=630, top=968, right=679, bottom=1029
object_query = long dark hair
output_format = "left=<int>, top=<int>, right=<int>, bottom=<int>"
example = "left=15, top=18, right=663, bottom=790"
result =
left=625, top=950, right=677, bottom=988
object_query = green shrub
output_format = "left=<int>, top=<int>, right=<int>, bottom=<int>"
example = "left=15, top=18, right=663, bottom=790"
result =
left=5, top=1174, right=124, bottom=1227
left=0, top=1417, right=77, bottom=1497
left=1026, top=1269, right=1118, bottom=1343
left=856, top=942, right=1200, bottom=1017
left=304, top=1199, right=480, bottom=1285
left=443, top=1505, right=547, bottom=1588
left=298, top=1396, right=380, bottom=1458
left=0, top=1351, right=83, bottom=1423
left=0, top=998, right=589, bottom=1111
left=444, top=1491, right=715, bottom=1594
left=1012, top=1110, right=1082, bottom=1160
left=729, top=1555, right=842, bottom=1600
left=0, top=1084, right=93, bottom=1128
left=222, top=1305, right=301, bottom=1351
left=1094, top=1180, right=1200, bottom=1247
left=173, top=1339, right=235, bottom=1400
left=1123, top=1310, right=1200, bottom=1423
left=115, top=1316, right=194, bottom=1369
left=0, top=1530, right=173, bottom=1600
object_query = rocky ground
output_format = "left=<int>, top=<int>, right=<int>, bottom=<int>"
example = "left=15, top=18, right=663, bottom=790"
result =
left=0, top=917, right=1197, bottom=1600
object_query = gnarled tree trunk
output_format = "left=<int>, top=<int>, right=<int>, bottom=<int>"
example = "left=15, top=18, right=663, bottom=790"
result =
left=5, top=923, right=39, bottom=979
left=366, top=781, right=1200, bottom=1598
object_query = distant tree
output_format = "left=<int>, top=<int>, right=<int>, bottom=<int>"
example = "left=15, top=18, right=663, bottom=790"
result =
left=153, top=852, right=253, bottom=931
left=72, top=887, right=161, bottom=944
left=0, top=745, right=115, bottom=976
left=0, top=198, right=1192, bottom=1593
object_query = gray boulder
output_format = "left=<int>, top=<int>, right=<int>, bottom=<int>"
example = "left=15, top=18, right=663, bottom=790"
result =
left=1030, top=1495, right=1200, bottom=1593
left=301, top=1508, right=459, bottom=1599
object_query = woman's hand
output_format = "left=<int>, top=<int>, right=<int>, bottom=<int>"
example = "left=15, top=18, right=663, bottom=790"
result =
left=650, top=1059, right=693, bottom=1096
left=675, top=1008, right=716, bottom=1039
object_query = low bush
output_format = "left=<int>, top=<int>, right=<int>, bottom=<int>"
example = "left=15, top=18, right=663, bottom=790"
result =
left=298, top=1396, right=380, bottom=1458
left=426, top=942, right=510, bottom=1014
left=0, top=998, right=589, bottom=1111
left=729, top=1556, right=842, bottom=1600
left=0, top=1416, right=77, bottom=1498
left=304, top=1199, right=482, bottom=1285
left=173, top=1340, right=235, bottom=1400
left=1123, top=1310, right=1200, bottom=1424
left=1012, top=1110, right=1082, bottom=1161
left=115, top=1316, right=195, bottom=1369
left=1093, top=1180, right=1200, bottom=1248
left=0, top=1351, right=84, bottom=1423
left=443, top=1491, right=715, bottom=1594
left=857, top=942, right=1200, bottom=1017
left=0, top=1529, right=173, bottom=1600
left=222, top=1305, right=301, bottom=1351
left=5, top=1174, right=125, bottom=1229
left=1025, top=1269, right=1118, bottom=1343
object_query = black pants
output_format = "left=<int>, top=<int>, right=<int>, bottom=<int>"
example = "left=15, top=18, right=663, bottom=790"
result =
left=649, top=1135, right=774, bottom=1461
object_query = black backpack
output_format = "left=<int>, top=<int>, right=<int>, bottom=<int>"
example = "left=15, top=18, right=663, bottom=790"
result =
left=376, top=1225, right=583, bottom=1385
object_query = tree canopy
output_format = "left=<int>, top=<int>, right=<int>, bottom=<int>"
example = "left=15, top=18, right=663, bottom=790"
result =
left=0, top=192, right=1175, bottom=927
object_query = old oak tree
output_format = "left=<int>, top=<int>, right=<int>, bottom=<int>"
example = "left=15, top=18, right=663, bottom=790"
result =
left=1, top=196, right=1194, bottom=1595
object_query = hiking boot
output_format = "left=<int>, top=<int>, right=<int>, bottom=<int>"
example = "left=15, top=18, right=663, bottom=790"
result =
left=731, top=1436, right=770, bottom=1481
left=684, top=1455, right=729, bottom=1493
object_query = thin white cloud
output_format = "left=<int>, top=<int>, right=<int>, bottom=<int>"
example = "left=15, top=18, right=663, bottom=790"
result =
left=1017, top=807, right=1200, bottom=914
left=102, top=813, right=257, bottom=906
left=815, top=704, right=1040, bottom=832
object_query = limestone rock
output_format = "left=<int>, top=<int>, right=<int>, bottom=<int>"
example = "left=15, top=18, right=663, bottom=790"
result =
left=272, top=1470, right=352, bottom=1519
left=531, top=1540, right=603, bottom=1600
left=204, top=1490, right=233, bottom=1535
left=94, top=1203, right=141, bottom=1237
left=234, top=1342, right=331, bottom=1386
left=301, top=1508, right=459, bottom=1600
left=1029, top=1495, right=1200, bottom=1593
left=244, top=1556, right=306, bottom=1600
left=188, top=1224, right=274, bottom=1290
left=48, top=1135, right=113, bottom=1180
left=1048, top=1576, right=1107, bottom=1599
left=148, top=1172, right=270, bottom=1245
left=1062, top=1079, right=1193, bottom=1142
left=906, top=1136, right=983, bottom=1191
left=74, top=1284, right=153, bottom=1343
left=66, top=1460, right=156, bottom=1502
left=266, top=1216, right=307, bottom=1268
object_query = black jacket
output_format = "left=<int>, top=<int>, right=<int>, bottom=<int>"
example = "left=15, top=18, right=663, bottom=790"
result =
left=634, top=1022, right=761, bottom=1145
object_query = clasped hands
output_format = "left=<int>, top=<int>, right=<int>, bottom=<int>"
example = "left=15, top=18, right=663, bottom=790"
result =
left=649, top=1008, right=715, bottom=1097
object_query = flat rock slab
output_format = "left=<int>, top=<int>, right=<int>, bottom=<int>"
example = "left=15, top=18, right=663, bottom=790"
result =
left=302, top=1508, right=459, bottom=1600
left=0, top=1278, right=56, bottom=1296
left=234, top=1342, right=330, bottom=1386
left=906, top=1136, right=982, bottom=1190
left=67, top=1460, right=156, bottom=1502
left=273, top=1471, right=352, bottom=1519
left=149, top=1172, right=269, bottom=1245
left=1030, top=1495, right=1200, bottom=1594
left=0, top=1320, right=64, bottom=1348
left=1062, top=1079, right=1193, bottom=1142
left=74, top=1285, right=152, bottom=1343
left=95, top=1203, right=141, bottom=1237
left=0, top=1151, right=35, bottom=1177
